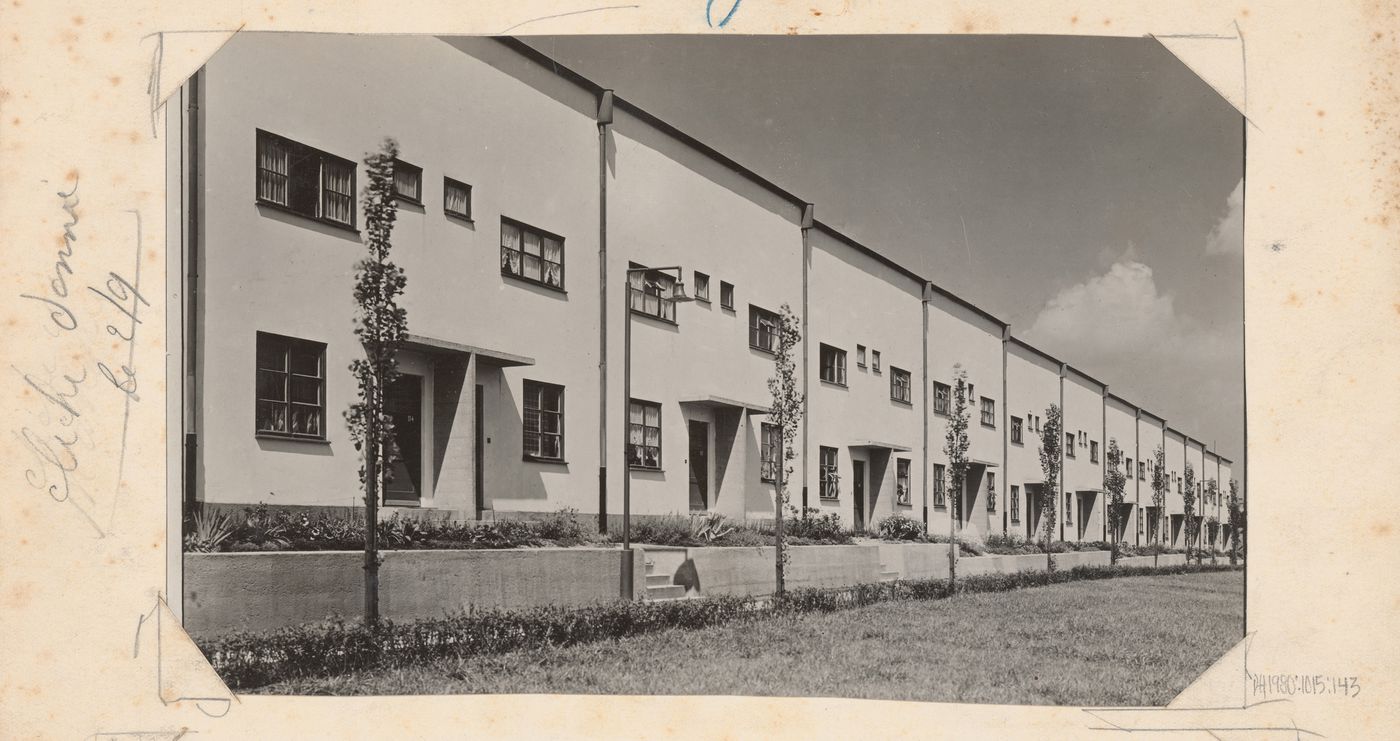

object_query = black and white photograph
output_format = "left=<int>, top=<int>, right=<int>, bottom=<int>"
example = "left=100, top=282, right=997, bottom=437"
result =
left=167, top=32, right=1248, bottom=705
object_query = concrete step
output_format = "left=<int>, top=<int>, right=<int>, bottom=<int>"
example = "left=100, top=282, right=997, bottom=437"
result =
left=645, top=573, right=674, bottom=587
left=645, top=584, right=687, bottom=601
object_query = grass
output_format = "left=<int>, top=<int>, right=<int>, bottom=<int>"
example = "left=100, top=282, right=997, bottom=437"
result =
left=255, top=570, right=1242, bottom=706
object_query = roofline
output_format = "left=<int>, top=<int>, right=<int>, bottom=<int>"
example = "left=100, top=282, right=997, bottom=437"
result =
left=1008, top=335, right=1064, bottom=367
left=1066, top=364, right=1107, bottom=389
left=1138, top=408, right=1166, bottom=424
left=1219, top=456, right=1233, bottom=464
left=925, top=281, right=1008, bottom=329
left=490, top=36, right=605, bottom=95
left=812, top=221, right=926, bottom=287
left=1105, top=392, right=1136, bottom=410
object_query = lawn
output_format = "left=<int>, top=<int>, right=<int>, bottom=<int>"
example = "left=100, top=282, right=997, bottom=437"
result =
left=255, top=571, right=1242, bottom=706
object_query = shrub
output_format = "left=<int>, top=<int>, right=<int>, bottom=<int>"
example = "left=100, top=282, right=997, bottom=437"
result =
left=184, top=508, right=238, bottom=553
left=875, top=513, right=926, bottom=541
left=784, top=506, right=852, bottom=544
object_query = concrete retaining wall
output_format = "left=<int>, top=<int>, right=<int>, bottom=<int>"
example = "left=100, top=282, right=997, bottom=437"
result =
left=1117, top=554, right=1187, bottom=568
left=877, top=542, right=953, bottom=581
left=184, top=547, right=644, bottom=636
left=670, top=545, right=883, bottom=597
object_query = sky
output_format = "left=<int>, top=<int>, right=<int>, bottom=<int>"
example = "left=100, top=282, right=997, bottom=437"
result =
left=526, top=34, right=1245, bottom=474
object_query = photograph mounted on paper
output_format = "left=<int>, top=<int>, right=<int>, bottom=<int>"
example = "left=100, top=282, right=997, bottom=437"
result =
left=168, top=33, right=1246, bottom=703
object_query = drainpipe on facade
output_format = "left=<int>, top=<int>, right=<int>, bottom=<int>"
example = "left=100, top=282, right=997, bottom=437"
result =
left=1102, top=385, right=1108, bottom=546
left=596, top=90, right=613, bottom=535
left=1058, top=363, right=1066, bottom=544
left=800, top=204, right=814, bottom=513
left=921, top=283, right=932, bottom=531
left=1001, top=325, right=1009, bottom=537
left=1134, top=408, right=1141, bottom=548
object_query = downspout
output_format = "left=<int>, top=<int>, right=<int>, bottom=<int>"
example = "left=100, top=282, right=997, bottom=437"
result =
left=1058, top=363, right=1066, bottom=543
left=800, top=204, right=814, bottom=512
left=1101, top=385, right=1107, bottom=544
left=921, top=283, right=932, bottom=530
left=1001, top=324, right=1009, bottom=536
left=1134, top=408, right=1141, bottom=547
left=596, top=90, right=613, bottom=534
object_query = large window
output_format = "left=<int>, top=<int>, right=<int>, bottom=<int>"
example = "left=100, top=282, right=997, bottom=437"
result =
left=760, top=423, right=780, bottom=483
left=890, top=367, right=912, bottom=403
left=932, top=463, right=946, bottom=508
left=443, top=177, right=472, bottom=220
left=819, top=344, right=847, bottom=385
left=1066, top=432, right=1076, bottom=458
left=1011, top=416, right=1023, bottom=444
left=522, top=380, right=564, bottom=462
left=1010, top=484, right=1021, bottom=523
left=255, top=332, right=326, bottom=439
left=255, top=130, right=355, bottom=228
left=749, top=305, right=780, bottom=353
left=980, top=397, right=996, bottom=427
left=627, top=399, right=661, bottom=469
left=819, top=446, right=839, bottom=499
left=500, top=217, right=564, bottom=290
left=933, top=382, right=951, bottom=415
left=896, top=458, right=911, bottom=505
left=629, top=264, right=678, bottom=323
left=987, top=472, right=996, bottom=512
left=392, top=158, right=422, bottom=203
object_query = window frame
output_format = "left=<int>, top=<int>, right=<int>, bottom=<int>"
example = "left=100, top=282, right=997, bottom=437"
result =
left=1066, top=432, right=1077, bottom=458
left=749, top=304, right=780, bottom=354
left=500, top=216, right=566, bottom=292
left=856, top=345, right=867, bottom=368
left=720, top=281, right=735, bottom=310
left=693, top=271, right=711, bottom=303
left=255, top=129, right=357, bottom=230
left=1090, top=440, right=1099, bottom=464
left=890, top=366, right=912, bottom=404
left=895, top=458, right=911, bottom=505
left=254, top=331, right=327, bottom=441
left=522, top=380, right=565, bottom=463
left=1065, top=492, right=1073, bottom=524
left=627, top=398, right=662, bottom=470
left=1010, top=484, right=1021, bottom=523
left=760, top=422, right=780, bottom=483
left=933, top=381, right=951, bottom=415
left=871, top=350, right=881, bottom=374
left=932, top=463, right=946, bottom=508
left=628, top=262, right=680, bottom=324
left=443, top=176, right=473, bottom=221
left=986, top=472, right=996, bottom=512
left=819, top=343, right=848, bottom=386
left=1011, top=416, right=1023, bottom=445
left=979, top=396, right=996, bottom=428
left=392, top=158, right=423, bottom=205
left=818, top=446, right=840, bottom=499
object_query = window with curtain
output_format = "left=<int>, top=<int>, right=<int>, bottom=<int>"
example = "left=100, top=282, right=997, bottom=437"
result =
left=987, top=472, right=996, bottom=512
left=628, top=399, right=661, bottom=469
left=749, top=305, right=780, bottom=353
left=980, top=397, right=995, bottom=427
left=1011, top=416, right=1023, bottom=444
left=819, top=344, right=847, bottom=385
left=720, top=281, right=734, bottom=309
left=522, top=380, right=564, bottom=461
left=255, top=331, right=326, bottom=439
left=896, top=458, right=910, bottom=505
left=1066, top=432, right=1076, bottom=458
left=933, top=463, right=946, bottom=508
left=891, top=367, right=912, bottom=403
left=819, top=446, right=839, bottom=499
left=628, top=264, right=677, bottom=323
left=1065, top=492, right=1073, bottom=524
left=1011, top=484, right=1021, bottom=523
left=1090, top=440, right=1099, bottom=463
left=933, top=382, right=951, bottom=415
left=392, top=159, right=422, bottom=203
left=444, top=177, right=472, bottom=219
left=871, top=350, right=881, bottom=373
left=256, top=130, right=356, bottom=228
left=760, top=423, right=780, bottom=482
left=500, top=217, right=564, bottom=290
left=693, top=272, right=710, bottom=302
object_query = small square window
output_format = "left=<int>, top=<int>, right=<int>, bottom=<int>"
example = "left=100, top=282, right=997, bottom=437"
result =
left=856, top=345, right=867, bottom=368
left=694, top=272, right=710, bottom=302
left=444, top=177, right=472, bottom=220
left=720, top=281, right=735, bottom=310
left=392, top=159, right=422, bottom=204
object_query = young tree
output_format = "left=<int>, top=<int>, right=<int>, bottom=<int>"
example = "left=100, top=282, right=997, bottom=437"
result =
left=346, top=138, right=407, bottom=627
left=766, top=304, right=804, bottom=595
left=1181, top=462, right=1197, bottom=564
left=1103, top=438, right=1127, bottom=565
left=1150, top=445, right=1169, bottom=554
left=1038, top=404, right=1062, bottom=572
left=943, top=365, right=971, bottom=584
left=1204, top=478, right=1220, bottom=563
left=1227, top=478, right=1244, bottom=565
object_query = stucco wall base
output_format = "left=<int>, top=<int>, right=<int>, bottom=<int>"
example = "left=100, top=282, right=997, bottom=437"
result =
left=668, top=545, right=883, bottom=597
left=1117, top=554, right=1188, bottom=568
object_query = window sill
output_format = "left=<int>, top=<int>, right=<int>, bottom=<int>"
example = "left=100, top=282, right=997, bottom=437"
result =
left=523, top=455, right=568, bottom=466
left=748, top=344, right=776, bottom=356
left=255, top=432, right=331, bottom=445
left=981, top=422, right=997, bottom=429
left=256, top=199, right=360, bottom=234
left=628, top=466, right=664, bottom=473
left=629, top=308, right=678, bottom=326
left=394, top=194, right=424, bottom=207
left=502, top=270, right=567, bottom=294
left=445, top=211, right=475, bottom=224
left=721, top=304, right=735, bottom=312
left=819, top=379, right=848, bottom=389
left=694, top=297, right=712, bottom=305
left=890, top=397, right=913, bottom=406
left=933, top=409, right=949, bottom=417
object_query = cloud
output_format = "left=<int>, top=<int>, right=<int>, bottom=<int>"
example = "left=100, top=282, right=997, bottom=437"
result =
left=1204, top=178, right=1243, bottom=256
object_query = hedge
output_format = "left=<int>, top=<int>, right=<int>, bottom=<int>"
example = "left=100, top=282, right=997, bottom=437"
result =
left=199, top=562, right=1241, bottom=690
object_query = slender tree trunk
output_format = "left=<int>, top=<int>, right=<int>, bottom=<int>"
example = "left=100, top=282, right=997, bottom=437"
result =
left=774, top=451, right=785, bottom=596
left=363, top=378, right=380, bottom=627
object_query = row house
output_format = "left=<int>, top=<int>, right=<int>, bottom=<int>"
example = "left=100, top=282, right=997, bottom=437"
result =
left=170, top=33, right=1239, bottom=544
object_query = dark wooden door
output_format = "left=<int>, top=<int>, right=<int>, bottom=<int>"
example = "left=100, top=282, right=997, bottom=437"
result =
left=384, top=374, right=422, bottom=504
left=688, top=420, right=708, bottom=511
left=852, top=459, right=866, bottom=531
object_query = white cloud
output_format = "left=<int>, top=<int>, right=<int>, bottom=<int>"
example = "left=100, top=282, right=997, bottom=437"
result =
left=1204, top=178, right=1243, bottom=256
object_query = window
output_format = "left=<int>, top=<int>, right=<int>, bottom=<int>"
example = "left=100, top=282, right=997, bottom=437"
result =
left=819, top=446, right=839, bottom=499
left=968, top=383, right=975, bottom=401
left=1065, top=492, right=1073, bottom=524
left=1090, top=440, right=1099, bottom=464
left=871, top=350, right=881, bottom=373
left=629, top=264, right=678, bottom=323
left=749, top=305, right=780, bottom=353
left=760, top=423, right=780, bottom=483
left=890, top=367, right=912, bottom=403
left=694, top=272, right=710, bottom=302
left=896, top=458, right=911, bottom=505
left=933, top=382, right=951, bottom=415
left=255, top=332, right=325, bottom=439
left=986, top=472, right=996, bottom=512
left=1139, top=461, right=1146, bottom=480
left=933, top=463, right=946, bottom=508
left=1011, top=416, right=1023, bottom=444
left=819, top=344, right=847, bottom=385
left=627, top=399, right=661, bottom=469
left=1066, top=432, right=1076, bottom=458
left=392, top=159, right=422, bottom=203
left=1010, top=485, right=1021, bottom=523
left=720, top=281, right=734, bottom=310
left=522, top=381, right=564, bottom=461
left=500, top=218, right=564, bottom=290
left=1126, top=457, right=1133, bottom=479
left=980, top=397, right=995, bottom=427
left=255, top=130, right=356, bottom=228
left=1034, top=415, right=1041, bottom=432
left=443, top=177, right=472, bottom=220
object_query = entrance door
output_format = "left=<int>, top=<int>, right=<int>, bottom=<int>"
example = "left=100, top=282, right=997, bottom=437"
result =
left=1026, top=484, right=1041, bottom=540
left=384, top=374, right=423, bottom=504
left=852, top=460, right=866, bottom=531
left=474, top=384, right=484, bottom=515
left=688, top=421, right=708, bottom=511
